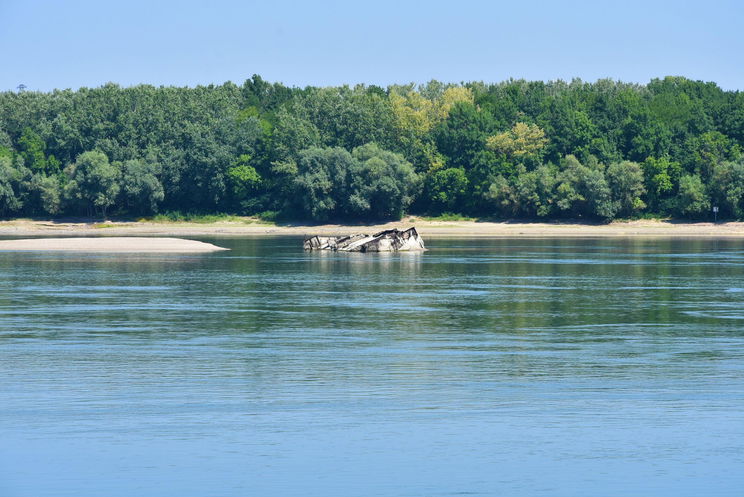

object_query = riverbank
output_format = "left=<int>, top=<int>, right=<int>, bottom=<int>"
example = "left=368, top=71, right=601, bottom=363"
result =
left=1, top=217, right=743, bottom=238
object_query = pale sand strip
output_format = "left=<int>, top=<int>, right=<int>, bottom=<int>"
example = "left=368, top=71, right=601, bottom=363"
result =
left=0, top=237, right=228, bottom=252
left=1, top=219, right=744, bottom=238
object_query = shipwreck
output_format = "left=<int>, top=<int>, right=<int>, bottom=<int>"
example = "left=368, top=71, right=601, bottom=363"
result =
left=303, top=227, right=426, bottom=252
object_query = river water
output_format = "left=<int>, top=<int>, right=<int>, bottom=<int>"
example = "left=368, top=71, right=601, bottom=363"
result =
left=1, top=236, right=743, bottom=496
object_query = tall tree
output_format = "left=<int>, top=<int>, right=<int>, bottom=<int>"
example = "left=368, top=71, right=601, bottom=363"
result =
left=606, top=161, right=646, bottom=216
left=676, top=174, right=710, bottom=218
left=118, top=158, right=164, bottom=215
left=0, top=156, right=23, bottom=216
left=64, top=151, right=120, bottom=217
left=348, top=143, right=419, bottom=220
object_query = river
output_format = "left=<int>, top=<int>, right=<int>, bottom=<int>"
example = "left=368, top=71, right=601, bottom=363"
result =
left=1, top=237, right=743, bottom=496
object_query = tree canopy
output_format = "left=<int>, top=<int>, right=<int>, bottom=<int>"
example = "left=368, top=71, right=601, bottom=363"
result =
left=1, top=75, right=743, bottom=221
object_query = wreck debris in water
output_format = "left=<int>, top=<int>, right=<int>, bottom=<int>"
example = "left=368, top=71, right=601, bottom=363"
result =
left=303, top=227, right=426, bottom=252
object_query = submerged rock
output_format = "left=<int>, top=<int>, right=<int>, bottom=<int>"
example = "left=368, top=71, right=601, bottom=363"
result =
left=303, top=227, right=426, bottom=252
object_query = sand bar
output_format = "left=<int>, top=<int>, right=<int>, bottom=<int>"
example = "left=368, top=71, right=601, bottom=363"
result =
left=2, top=218, right=744, bottom=238
left=0, top=237, right=228, bottom=253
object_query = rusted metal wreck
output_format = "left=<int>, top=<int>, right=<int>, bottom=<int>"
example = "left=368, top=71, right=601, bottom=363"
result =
left=303, top=227, right=426, bottom=252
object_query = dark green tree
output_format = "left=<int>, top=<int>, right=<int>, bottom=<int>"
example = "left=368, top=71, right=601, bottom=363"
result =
left=64, top=151, right=120, bottom=217
left=291, top=147, right=355, bottom=221
left=642, top=156, right=681, bottom=211
left=709, top=160, right=744, bottom=218
left=425, top=168, right=469, bottom=214
left=348, top=143, right=419, bottom=220
left=119, top=158, right=164, bottom=215
left=18, top=128, right=48, bottom=172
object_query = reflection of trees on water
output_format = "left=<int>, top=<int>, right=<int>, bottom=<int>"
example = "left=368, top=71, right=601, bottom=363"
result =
left=2, top=236, right=743, bottom=382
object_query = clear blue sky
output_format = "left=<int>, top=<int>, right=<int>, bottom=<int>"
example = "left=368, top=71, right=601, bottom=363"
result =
left=1, top=0, right=742, bottom=91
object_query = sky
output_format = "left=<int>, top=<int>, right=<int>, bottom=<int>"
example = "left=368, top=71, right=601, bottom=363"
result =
left=1, top=0, right=742, bottom=92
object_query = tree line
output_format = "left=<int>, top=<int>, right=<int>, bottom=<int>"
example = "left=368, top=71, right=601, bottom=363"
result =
left=1, top=75, right=743, bottom=221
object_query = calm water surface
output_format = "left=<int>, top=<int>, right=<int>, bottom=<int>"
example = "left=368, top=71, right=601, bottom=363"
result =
left=1, top=237, right=743, bottom=496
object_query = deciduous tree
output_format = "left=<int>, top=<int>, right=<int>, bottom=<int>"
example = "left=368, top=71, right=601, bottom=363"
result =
left=64, top=151, right=120, bottom=217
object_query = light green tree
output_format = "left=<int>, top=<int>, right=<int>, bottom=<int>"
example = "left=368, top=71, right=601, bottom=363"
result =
left=555, top=155, right=617, bottom=220
left=0, top=156, right=23, bottom=216
left=486, top=122, right=548, bottom=161
left=606, top=161, right=646, bottom=216
left=28, top=174, right=62, bottom=215
left=227, top=154, right=262, bottom=213
left=676, top=174, right=710, bottom=218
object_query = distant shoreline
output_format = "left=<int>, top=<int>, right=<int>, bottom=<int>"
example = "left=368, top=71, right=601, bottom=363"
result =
left=1, top=217, right=744, bottom=238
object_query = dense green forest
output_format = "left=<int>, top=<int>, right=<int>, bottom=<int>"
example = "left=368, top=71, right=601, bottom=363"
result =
left=1, top=75, right=743, bottom=221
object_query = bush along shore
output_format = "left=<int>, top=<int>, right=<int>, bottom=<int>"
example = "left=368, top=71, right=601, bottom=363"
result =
left=1, top=75, right=743, bottom=223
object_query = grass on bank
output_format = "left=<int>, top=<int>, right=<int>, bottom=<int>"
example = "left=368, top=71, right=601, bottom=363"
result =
left=420, top=213, right=479, bottom=222
left=139, top=211, right=471, bottom=225
left=138, top=211, right=277, bottom=225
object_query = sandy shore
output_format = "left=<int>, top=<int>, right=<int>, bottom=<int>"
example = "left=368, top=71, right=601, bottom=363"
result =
left=0, top=237, right=228, bottom=252
left=1, top=217, right=743, bottom=238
